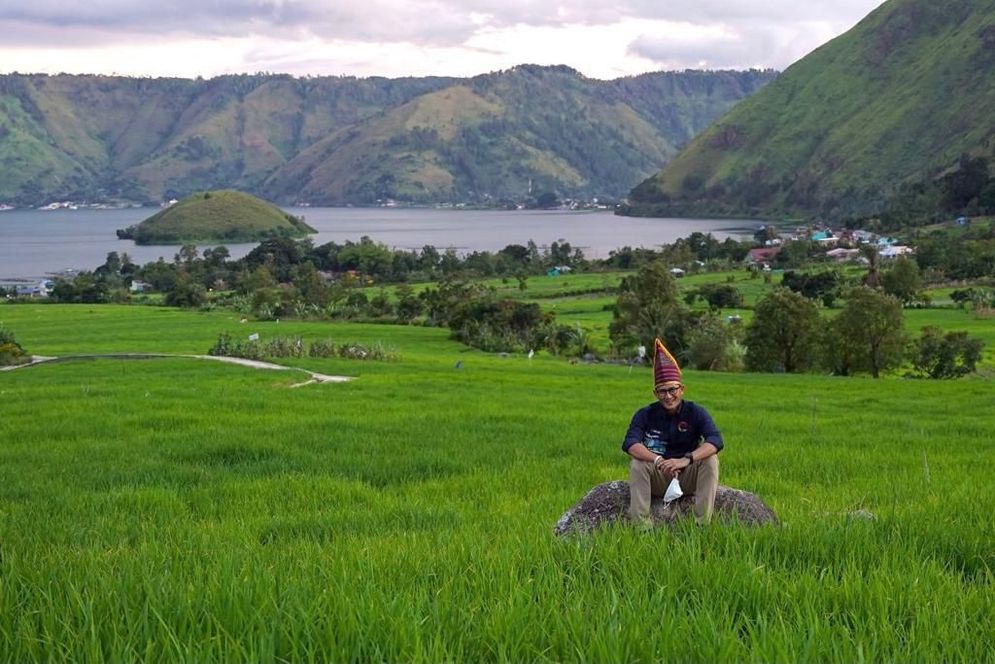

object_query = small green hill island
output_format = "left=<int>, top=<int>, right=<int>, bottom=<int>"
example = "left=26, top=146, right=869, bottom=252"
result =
left=117, top=191, right=315, bottom=245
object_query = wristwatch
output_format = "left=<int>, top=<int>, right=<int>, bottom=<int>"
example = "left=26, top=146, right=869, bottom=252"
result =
left=683, top=452, right=694, bottom=464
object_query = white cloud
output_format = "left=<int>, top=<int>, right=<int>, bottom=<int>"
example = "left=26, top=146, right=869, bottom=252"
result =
left=627, top=18, right=848, bottom=70
left=0, top=1, right=887, bottom=78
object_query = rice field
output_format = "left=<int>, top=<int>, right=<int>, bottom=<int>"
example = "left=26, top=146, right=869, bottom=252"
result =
left=1, top=305, right=993, bottom=662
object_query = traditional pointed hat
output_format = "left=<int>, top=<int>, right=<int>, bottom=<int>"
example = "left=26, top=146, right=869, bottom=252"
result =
left=653, top=337, right=682, bottom=388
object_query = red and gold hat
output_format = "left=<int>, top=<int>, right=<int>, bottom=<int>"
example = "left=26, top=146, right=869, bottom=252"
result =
left=653, top=337, right=682, bottom=388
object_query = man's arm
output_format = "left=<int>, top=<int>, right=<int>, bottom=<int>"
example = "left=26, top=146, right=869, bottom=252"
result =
left=697, top=406, right=723, bottom=451
left=621, top=407, right=648, bottom=455
left=626, top=441, right=662, bottom=463
left=623, top=408, right=667, bottom=471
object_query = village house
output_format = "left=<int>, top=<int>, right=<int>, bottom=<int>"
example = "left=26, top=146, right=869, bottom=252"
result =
left=879, top=245, right=914, bottom=259
left=825, top=248, right=861, bottom=262
left=745, top=247, right=781, bottom=269
left=14, top=280, right=53, bottom=297
left=833, top=229, right=858, bottom=247
left=810, top=230, right=838, bottom=247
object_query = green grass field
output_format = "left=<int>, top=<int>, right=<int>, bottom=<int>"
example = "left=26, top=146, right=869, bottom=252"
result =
left=1, top=304, right=993, bottom=661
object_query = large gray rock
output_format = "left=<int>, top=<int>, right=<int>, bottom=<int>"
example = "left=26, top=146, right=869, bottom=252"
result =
left=554, top=480, right=778, bottom=535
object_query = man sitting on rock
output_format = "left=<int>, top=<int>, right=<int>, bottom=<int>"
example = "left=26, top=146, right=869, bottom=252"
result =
left=623, top=338, right=723, bottom=526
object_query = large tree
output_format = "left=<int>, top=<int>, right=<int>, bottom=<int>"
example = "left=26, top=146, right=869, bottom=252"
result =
left=744, top=288, right=821, bottom=373
left=609, top=261, right=695, bottom=356
left=829, top=287, right=907, bottom=378
left=881, top=255, right=923, bottom=304
left=781, top=269, right=843, bottom=307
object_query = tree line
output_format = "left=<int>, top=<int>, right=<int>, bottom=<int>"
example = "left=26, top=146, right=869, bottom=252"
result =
left=5, top=228, right=988, bottom=378
left=608, top=262, right=984, bottom=379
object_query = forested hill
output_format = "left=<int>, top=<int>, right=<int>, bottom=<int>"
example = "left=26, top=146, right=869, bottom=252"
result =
left=624, top=0, right=995, bottom=221
left=0, top=66, right=775, bottom=207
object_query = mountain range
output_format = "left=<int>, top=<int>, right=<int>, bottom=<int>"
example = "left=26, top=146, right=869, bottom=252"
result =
left=0, top=66, right=775, bottom=207
left=625, top=0, right=995, bottom=221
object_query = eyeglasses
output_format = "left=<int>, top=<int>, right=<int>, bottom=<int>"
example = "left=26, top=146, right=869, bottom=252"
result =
left=654, top=386, right=683, bottom=397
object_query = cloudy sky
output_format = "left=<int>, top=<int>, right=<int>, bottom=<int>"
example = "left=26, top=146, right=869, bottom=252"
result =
left=0, top=1, right=887, bottom=80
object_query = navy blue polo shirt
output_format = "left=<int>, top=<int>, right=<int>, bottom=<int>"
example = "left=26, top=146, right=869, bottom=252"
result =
left=622, top=400, right=723, bottom=458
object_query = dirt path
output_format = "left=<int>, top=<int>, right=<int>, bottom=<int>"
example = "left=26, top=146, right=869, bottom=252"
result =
left=1, top=353, right=354, bottom=387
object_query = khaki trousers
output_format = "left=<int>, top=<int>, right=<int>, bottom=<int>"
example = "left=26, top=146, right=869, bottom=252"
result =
left=628, top=455, right=719, bottom=524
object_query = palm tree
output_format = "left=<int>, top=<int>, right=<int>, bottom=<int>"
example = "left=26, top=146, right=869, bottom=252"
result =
left=861, top=244, right=880, bottom=288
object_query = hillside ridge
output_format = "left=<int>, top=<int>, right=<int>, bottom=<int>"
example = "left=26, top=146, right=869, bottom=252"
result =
left=0, top=67, right=776, bottom=207
left=623, top=0, right=995, bottom=221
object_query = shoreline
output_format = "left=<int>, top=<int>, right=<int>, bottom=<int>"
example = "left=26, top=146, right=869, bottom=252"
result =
left=0, top=208, right=754, bottom=279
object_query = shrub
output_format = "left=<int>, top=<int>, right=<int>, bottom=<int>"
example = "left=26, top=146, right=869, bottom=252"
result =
left=910, top=326, right=984, bottom=379
left=692, top=283, right=744, bottom=310
left=950, top=288, right=994, bottom=309
left=265, top=336, right=306, bottom=358
left=308, top=340, right=335, bottom=358
left=208, top=333, right=398, bottom=362
left=448, top=297, right=551, bottom=353
left=686, top=315, right=744, bottom=372
left=0, top=327, right=29, bottom=366
left=207, top=331, right=236, bottom=357
left=542, top=324, right=577, bottom=356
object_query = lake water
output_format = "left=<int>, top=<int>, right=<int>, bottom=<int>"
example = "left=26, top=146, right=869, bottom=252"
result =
left=0, top=206, right=755, bottom=280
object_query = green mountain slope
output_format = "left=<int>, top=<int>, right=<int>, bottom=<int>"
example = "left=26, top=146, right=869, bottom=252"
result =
left=262, top=65, right=775, bottom=204
left=118, top=190, right=314, bottom=245
left=0, top=74, right=456, bottom=205
left=0, top=67, right=774, bottom=207
left=625, top=0, right=995, bottom=220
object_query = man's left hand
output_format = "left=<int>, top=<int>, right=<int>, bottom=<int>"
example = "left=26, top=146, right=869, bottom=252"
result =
left=659, top=457, right=691, bottom=477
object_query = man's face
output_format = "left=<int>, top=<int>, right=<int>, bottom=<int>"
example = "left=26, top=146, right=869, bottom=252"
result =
left=654, top=381, right=684, bottom=411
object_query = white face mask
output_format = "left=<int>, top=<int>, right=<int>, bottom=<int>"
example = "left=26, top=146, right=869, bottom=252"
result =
left=663, top=477, right=684, bottom=503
